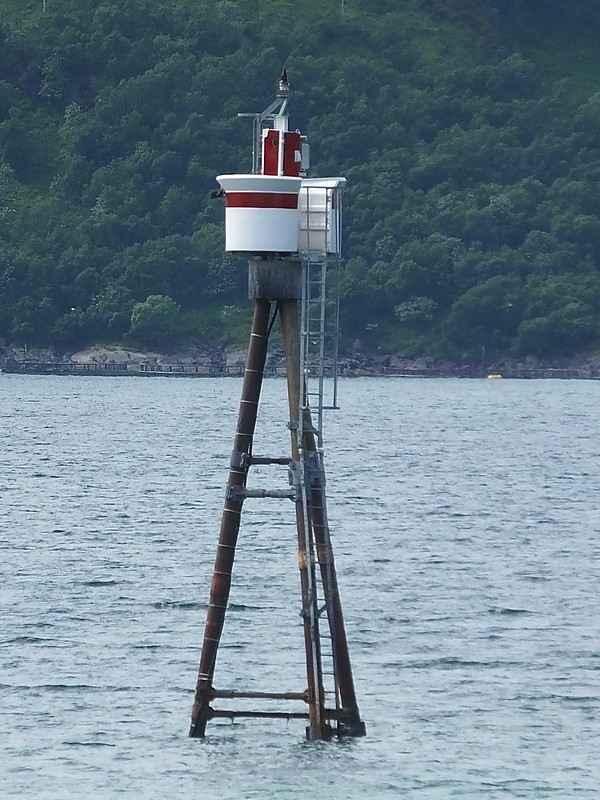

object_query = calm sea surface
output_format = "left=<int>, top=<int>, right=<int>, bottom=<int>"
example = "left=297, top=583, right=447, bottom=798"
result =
left=1, top=374, right=599, bottom=798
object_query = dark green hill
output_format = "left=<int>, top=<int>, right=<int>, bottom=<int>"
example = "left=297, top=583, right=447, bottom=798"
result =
left=1, top=0, right=600, bottom=360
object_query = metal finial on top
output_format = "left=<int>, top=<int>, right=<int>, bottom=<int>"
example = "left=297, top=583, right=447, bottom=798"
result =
left=277, top=68, right=291, bottom=98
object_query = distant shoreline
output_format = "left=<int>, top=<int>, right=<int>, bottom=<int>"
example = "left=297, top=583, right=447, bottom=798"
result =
left=2, top=360, right=599, bottom=381
left=3, top=343, right=600, bottom=380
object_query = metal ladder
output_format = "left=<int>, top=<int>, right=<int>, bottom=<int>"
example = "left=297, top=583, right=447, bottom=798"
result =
left=299, top=254, right=341, bottom=444
left=296, top=250, right=344, bottom=732
left=300, top=255, right=326, bottom=445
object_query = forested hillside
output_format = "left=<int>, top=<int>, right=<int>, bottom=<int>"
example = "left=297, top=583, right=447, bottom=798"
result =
left=1, top=0, right=600, bottom=359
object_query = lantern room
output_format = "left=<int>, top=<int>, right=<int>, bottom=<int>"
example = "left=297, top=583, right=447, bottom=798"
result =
left=215, top=70, right=345, bottom=258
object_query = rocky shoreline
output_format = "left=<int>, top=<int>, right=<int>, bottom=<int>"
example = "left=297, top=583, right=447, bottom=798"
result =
left=2, top=341, right=600, bottom=379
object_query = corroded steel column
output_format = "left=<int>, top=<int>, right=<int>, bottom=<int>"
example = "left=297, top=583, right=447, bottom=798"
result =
left=189, top=298, right=271, bottom=738
left=279, top=298, right=328, bottom=740
left=303, top=421, right=366, bottom=737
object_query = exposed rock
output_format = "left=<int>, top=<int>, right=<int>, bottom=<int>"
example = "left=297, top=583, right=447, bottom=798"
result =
left=70, top=346, right=156, bottom=365
left=225, top=349, right=247, bottom=367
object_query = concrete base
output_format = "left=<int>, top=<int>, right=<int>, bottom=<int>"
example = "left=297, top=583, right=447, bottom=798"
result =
left=248, top=258, right=302, bottom=300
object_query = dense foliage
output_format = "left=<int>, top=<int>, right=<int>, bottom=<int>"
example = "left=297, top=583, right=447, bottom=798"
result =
left=1, top=0, right=600, bottom=359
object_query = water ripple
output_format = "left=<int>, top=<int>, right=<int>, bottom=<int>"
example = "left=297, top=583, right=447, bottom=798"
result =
left=2, top=375, right=600, bottom=798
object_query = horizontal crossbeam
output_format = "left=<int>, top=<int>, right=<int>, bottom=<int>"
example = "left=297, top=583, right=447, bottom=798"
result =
left=210, top=709, right=310, bottom=721
left=249, top=456, right=291, bottom=465
left=226, top=486, right=296, bottom=500
left=208, top=707, right=348, bottom=722
left=212, top=689, right=308, bottom=701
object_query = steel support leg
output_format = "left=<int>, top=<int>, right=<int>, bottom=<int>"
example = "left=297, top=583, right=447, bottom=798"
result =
left=303, top=424, right=366, bottom=737
left=279, top=299, right=329, bottom=741
left=189, top=299, right=271, bottom=737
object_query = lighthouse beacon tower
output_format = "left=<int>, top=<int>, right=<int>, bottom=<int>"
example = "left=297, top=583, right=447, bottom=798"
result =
left=190, top=72, right=364, bottom=742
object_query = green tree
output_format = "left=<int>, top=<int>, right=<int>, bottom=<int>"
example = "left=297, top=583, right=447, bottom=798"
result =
left=443, top=275, right=523, bottom=357
left=128, top=293, right=181, bottom=348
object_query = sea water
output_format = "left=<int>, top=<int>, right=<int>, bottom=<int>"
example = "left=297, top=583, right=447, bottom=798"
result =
left=1, top=375, right=599, bottom=798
